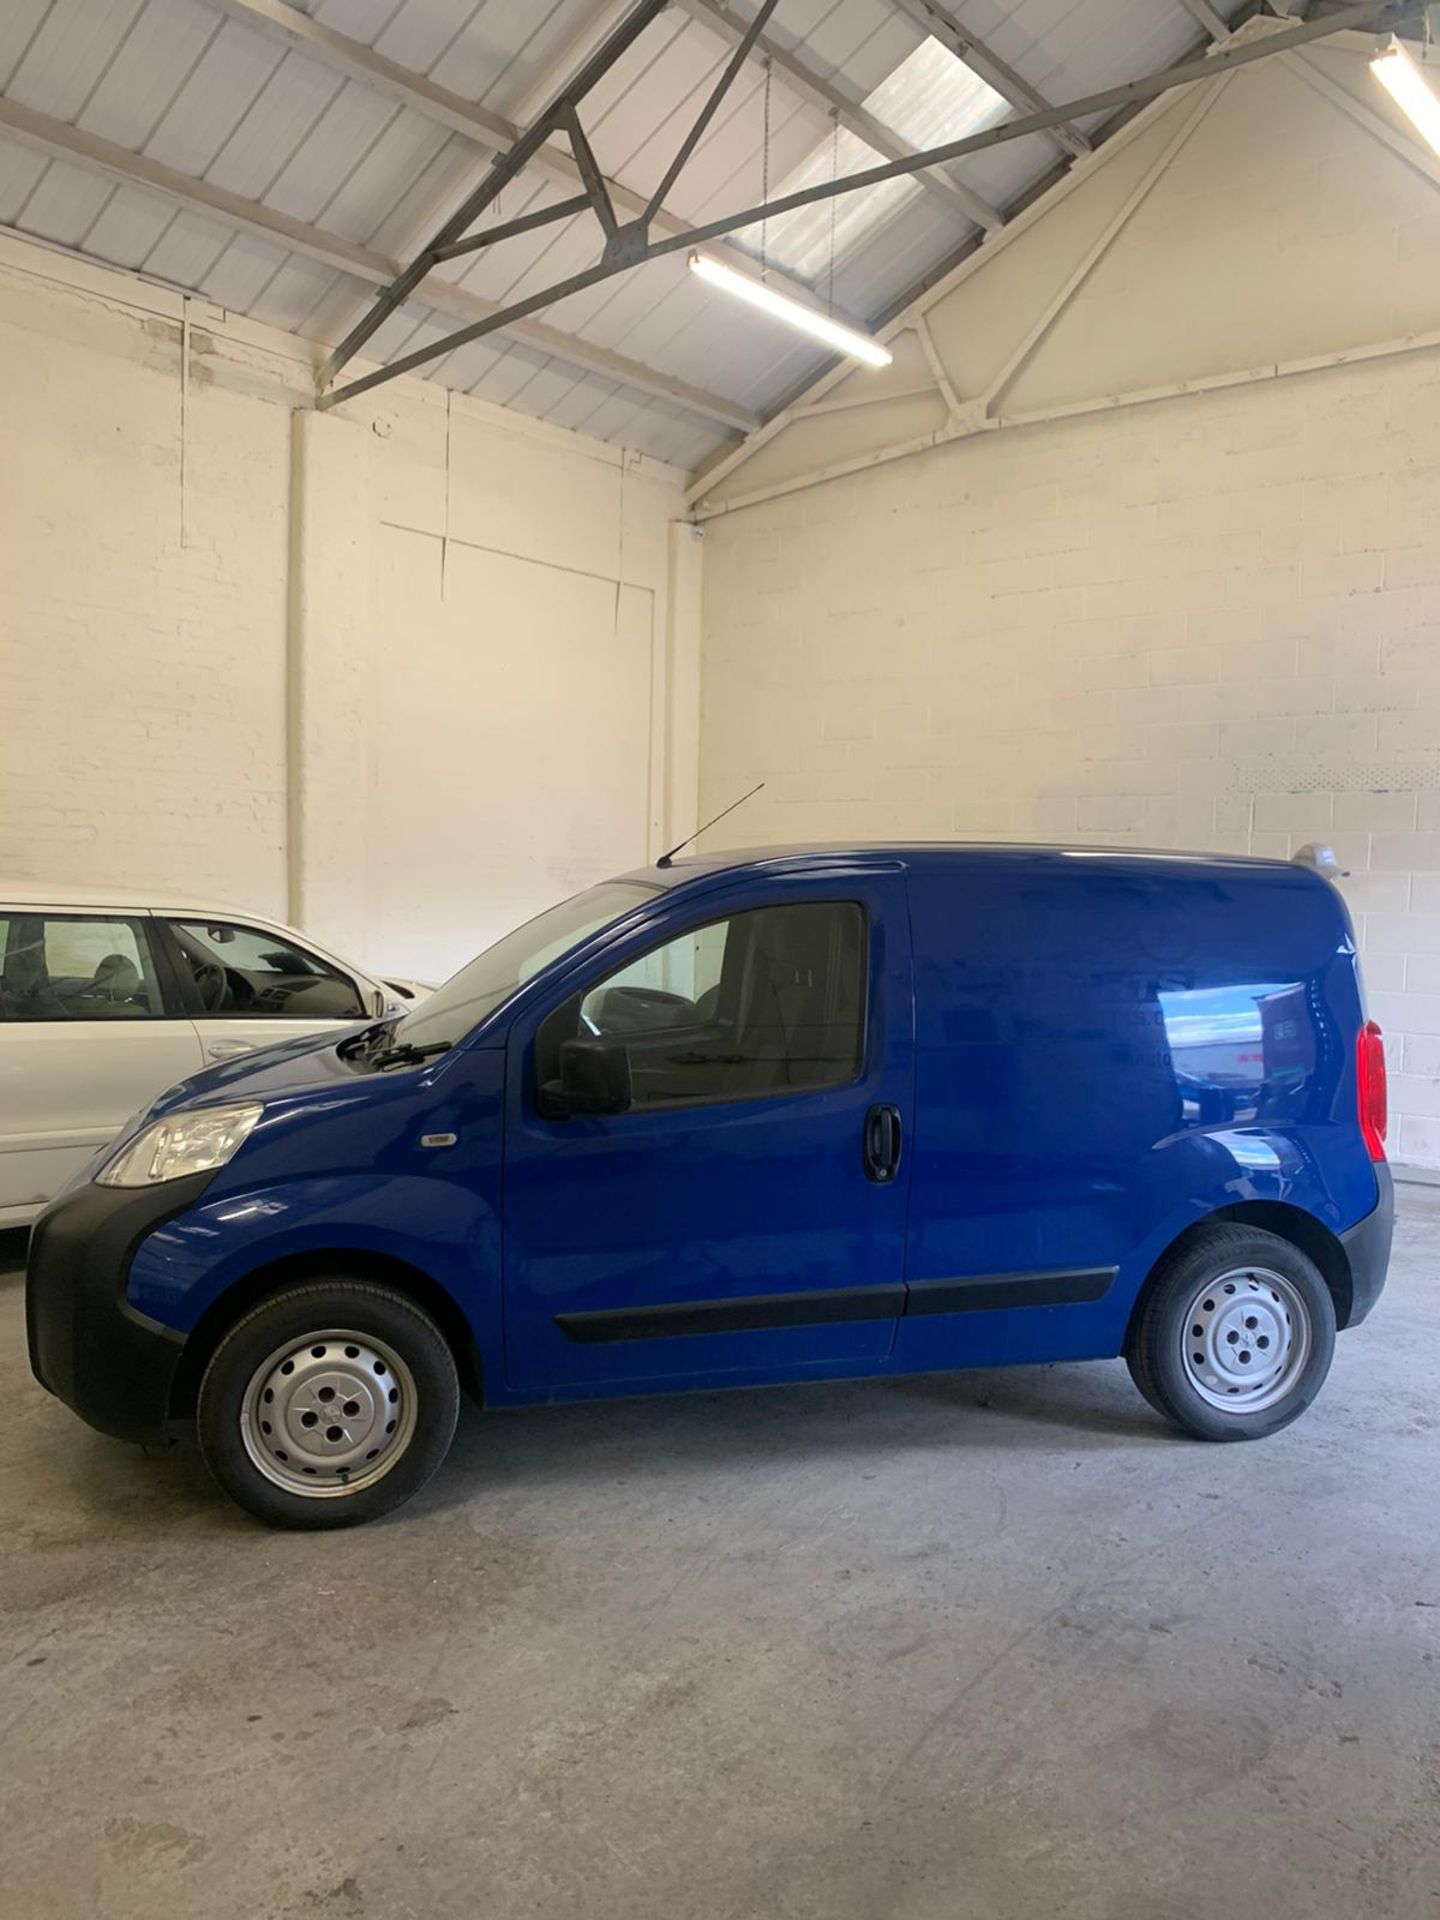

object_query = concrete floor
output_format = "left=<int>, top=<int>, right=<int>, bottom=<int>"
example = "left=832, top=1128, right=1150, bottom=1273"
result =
left=2, top=1197, right=1437, bottom=1920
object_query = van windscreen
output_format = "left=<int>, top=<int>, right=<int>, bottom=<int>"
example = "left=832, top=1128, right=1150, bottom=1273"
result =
left=388, top=882, right=661, bottom=1052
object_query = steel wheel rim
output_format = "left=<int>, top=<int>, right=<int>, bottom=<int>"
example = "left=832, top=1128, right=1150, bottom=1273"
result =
left=240, top=1328, right=419, bottom=1498
left=1179, top=1265, right=1311, bottom=1414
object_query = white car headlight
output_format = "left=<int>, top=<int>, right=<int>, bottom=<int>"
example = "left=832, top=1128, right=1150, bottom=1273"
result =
left=97, top=1103, right=265, bottom=1188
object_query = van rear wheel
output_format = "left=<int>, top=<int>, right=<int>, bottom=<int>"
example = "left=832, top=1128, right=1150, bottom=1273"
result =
left=197, top=1280, right=459, bottom=1529
left=1126, top=1226, right=1336, bottom=1441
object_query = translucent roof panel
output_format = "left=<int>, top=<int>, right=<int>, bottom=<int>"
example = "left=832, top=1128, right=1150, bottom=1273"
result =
left=736, top=124, right=915, bottom=283
left=869, top=33, right=1010, bottom=153
left=731, top=37, right=1010, bottom=283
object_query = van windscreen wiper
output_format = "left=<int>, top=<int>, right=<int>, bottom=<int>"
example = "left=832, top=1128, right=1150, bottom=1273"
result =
left=369, top=1038, right=454, bottom=1072
left=337, top=1019, right=393, bottom=1061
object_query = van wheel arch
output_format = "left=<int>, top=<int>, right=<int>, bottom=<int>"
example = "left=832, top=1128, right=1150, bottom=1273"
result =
left=1129, top=1201, right=1354, bottom=1344
left=169, top=1251, right=484, bottom=1421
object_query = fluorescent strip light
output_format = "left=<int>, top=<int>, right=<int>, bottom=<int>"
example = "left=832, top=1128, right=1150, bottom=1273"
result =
left=688, top=254, right=893, bottom=367
left=1371, top=34, right=1440, bottom=156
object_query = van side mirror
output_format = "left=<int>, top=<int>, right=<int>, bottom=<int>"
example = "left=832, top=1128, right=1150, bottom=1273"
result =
left=541, top=1039, right=632, bottom=1118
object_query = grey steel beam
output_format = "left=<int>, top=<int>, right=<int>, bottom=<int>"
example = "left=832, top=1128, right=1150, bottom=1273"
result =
left=1175, top=0, right=1231, bottom=37
left=885, top=0, right=1092, bottom=157
left=0, top=94, right=759, bottom=431
left=673, top=0, right=1006, bottom=230
left=645, top=0, right=780, bottom=222
left=318, top=0, right=674, bottom=384
left=560, top=106, right=621, bottom=241
left=317, top=0, right=1414, bottom=412
left=194, top=0, right=842, bottom=321
left=665, top=0, right=1408, bottom=245
left=432, top=194, right=593, bottom=262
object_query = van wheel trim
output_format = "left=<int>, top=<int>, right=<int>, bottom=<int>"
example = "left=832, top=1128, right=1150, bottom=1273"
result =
left=1178, top=1266, right=1311, bottom=1415
left=240, top=1328, right=418, bottom=1498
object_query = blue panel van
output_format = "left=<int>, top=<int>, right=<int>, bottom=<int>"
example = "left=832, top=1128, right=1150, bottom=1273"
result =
left=27, top=845, right=1393, bottom=1529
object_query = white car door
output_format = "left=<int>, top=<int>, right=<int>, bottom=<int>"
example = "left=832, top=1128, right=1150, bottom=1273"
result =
left=156, top=915, right=376, bottom=1069
left=0, top=909, right=205, bottom=1224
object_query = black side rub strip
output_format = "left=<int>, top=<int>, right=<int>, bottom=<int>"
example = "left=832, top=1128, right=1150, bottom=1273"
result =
left=556, top=1284, right=903, bottom=1343
left=555, top=1268, right=1116, bottom=1343
left=905, top=1268, right=1117, bottom=1315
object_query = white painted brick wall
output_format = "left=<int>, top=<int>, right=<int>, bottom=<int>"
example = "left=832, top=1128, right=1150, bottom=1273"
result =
left=700, top=351, right=1440, bottom=1166
left=0, top=236, right=697, bottom=988
left=0, top=268, right=291, bottom=913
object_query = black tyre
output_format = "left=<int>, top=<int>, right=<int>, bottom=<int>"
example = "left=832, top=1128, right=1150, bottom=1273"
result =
left=197, top=1279, right=460, bottom=1529
left=1126, top=1225, right=1336, bottom=1441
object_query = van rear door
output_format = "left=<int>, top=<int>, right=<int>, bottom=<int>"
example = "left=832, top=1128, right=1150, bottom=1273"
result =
left=500, top=870, right=914, bottom=1390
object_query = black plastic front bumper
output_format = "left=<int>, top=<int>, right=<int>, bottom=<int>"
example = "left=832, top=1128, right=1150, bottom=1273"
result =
left=26, top=1175, right=213, bottom=1443
left=1339, top=1161, right=1393, bottom=1328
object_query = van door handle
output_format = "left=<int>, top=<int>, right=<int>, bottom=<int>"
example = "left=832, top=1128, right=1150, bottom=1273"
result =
left=863, top=1103, right=902, bottom=1183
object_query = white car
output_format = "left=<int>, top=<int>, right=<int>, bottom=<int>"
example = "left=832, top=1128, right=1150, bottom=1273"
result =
left=0, top=884, right=430, bottom=1227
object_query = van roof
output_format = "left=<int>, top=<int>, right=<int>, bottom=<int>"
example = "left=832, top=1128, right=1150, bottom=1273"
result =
left=629, top=841, right=1308, bottom=888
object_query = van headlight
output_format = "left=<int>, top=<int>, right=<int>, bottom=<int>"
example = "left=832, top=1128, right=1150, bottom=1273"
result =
left=97, top=1103, right=264, bottom=1188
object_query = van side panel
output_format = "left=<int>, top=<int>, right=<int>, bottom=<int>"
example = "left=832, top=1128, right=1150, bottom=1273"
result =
left=895, top=852, right=1376, bottom=1370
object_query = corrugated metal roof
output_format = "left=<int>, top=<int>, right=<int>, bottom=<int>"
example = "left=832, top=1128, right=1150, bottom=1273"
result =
left=0, top=0, right=1243, bottom=468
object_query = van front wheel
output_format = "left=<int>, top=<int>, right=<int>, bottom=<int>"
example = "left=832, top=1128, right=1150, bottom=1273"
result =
left=1126, top=1226, right=1336, bottom=1441
left=197, top=1280, right=460, bottom=1528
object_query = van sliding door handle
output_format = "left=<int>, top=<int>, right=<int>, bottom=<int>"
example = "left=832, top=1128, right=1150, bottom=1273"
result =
left=863, top=1103, right=902, bottom=1183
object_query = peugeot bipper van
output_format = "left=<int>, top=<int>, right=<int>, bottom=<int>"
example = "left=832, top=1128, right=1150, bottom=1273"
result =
left=28, top=845, right=1392, bottom=1530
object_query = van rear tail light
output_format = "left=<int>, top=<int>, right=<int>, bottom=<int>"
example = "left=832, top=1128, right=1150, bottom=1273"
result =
left=1357, top=1019, right=1387, bottom=1161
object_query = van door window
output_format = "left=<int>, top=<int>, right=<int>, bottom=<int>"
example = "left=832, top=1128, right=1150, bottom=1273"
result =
left=167, top=920, right=366, bottom=1020
left=537, top=901, right=867, bottom=1108
left=0, top=915, right=166, bottom=1020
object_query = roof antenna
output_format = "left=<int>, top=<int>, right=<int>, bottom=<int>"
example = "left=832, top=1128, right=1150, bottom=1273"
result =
left=656, top=782, right=765, bottom=868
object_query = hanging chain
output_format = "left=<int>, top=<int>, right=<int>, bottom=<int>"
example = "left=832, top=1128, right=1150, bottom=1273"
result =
left=827, top=110, right=839, bottom=317
left=760, top=56, right=772, bottom=284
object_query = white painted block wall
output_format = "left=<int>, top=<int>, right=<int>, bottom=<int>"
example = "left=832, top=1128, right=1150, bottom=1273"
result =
left=0, top=234, right=699, bottom=988
left=699, top=352, right=1440, bottom=1166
